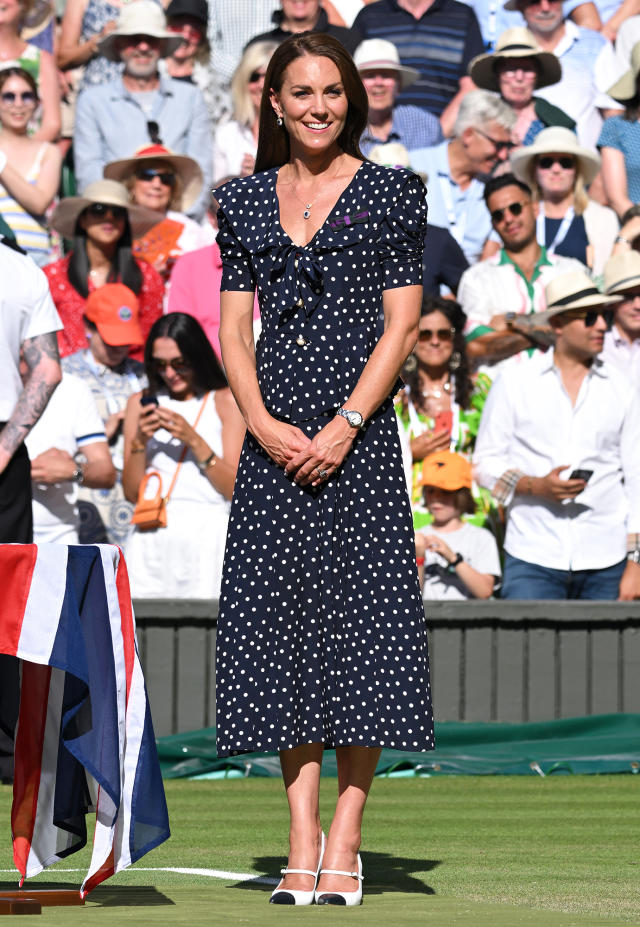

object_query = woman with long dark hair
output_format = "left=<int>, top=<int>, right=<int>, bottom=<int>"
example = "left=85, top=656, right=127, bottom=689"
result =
left=44, top=179, right=164, bottom=358
left=215, top=32, right=433, bottom=906
left=122, top=312, right=245, bottom=598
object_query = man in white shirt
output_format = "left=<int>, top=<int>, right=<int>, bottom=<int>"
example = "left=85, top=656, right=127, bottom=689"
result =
left=602, top=251, right=640, bottom=386
left=474, top=270, right=640, bottom=599
left=460, top=173, right=586, bottom=369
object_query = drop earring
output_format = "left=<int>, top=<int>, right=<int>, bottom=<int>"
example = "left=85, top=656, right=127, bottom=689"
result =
left=276, top=115, right=283, bottom=126
left=449, top=350, right=461, bottom=371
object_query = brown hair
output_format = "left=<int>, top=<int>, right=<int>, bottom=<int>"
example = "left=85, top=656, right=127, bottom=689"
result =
left=0, top=66, right=39, bottom=100
left=254, top=32, right=367, bottom=173
left=422, top=485, right=476, bottom=516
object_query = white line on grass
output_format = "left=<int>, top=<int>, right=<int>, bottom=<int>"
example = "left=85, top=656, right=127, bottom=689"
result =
left=0, top=867, right=278, bottom=885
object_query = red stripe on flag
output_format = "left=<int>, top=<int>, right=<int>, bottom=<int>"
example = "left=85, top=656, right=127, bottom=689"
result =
left=0, top=545, right=37, bottom=655
left=115, top=549, right=135, bottom=703
left=11, top=663, right=52, bottom=880
left=80, top=846, right=115, bottom=898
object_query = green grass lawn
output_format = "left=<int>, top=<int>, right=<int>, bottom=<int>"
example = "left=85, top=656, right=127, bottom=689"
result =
left=0, top=776, right=638, bottom=925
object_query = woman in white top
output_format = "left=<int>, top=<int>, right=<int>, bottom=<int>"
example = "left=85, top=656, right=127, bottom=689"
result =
left=0, top=67, right=61, bottom=265
left=213, top=40, right=277, bottom=184
left=122, top=312, right=245, bottom=598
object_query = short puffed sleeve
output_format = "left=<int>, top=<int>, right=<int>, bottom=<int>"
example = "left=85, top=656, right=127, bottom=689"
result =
left=216, top=206, right=257, bottom=292
left=377, top=173, right=428, bottom=289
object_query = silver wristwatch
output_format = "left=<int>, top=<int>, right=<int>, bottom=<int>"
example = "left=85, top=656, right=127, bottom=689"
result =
left=71, top=465, right=84, bottom=485
left=627, top=547, right=640, bottom=564
left=336, top=408, right=365, bottom=429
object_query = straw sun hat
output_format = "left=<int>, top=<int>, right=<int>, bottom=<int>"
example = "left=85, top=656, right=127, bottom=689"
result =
left=97, top=0, right=183, bottom=62
left=104, top=144, right=204, bottom=211
left=510, top=126, right=601, bottom=186
left=50, top=179, right=162, bottom=240
left=603, top=251, right=640, bottom=295
left=542, top=271, right=621, bottom=323
left=607, top=40, right=640, bottom=101
left=353, top=39, right=419, bottom=89
left=469, top=27, right=561, bottom=92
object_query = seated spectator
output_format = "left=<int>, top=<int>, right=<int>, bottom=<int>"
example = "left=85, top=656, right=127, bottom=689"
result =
left=509, top=126, right=619, bottom=275
left=460, top=172, right=586, bottom=370
left=213, top=40, right=277, bottom=184
left=62, top=282, right=149, bottom=545
left=505, top=0, right=621, bottom=148
left=245, top=0, right=360, bottom=55
left=395, top=295, right=493, bottom=518
left=600, top=41, right=640, bottom=219
left=354, top=38, right=441, bottom=157
left=602, top=250, right=640, bottom=384
left=104, top=144, right=213, bottom=287
left=474, top=269, right=640, bottom=600
left=24, top=369, right=115, bottom=544
left=416, top=451, right=501, bottom=600
left=45, top=179, right=163, bottom=359
left=122, top=313, right=245, bottom=599
left=0, top=0, right=60, bottom=140
left=469, top=27, right=574, bottom=146
left=57, top=0, right=122, bottom=90
left=411, top=91, right=517, bottom=264
left=0, top=66, right=61, bottom=266
left=461, top=0, right=600, bottom=53
left=352, top=0, right=484, bottom=132
left=73, top=0, right=212, bottom=220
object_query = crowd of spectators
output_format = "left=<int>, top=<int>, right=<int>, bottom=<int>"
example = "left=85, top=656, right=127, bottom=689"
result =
left=7, top=0, right=640, bottom=602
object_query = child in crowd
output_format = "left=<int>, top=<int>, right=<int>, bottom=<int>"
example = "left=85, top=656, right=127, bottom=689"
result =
left=416, top=451, right=501, bottom=600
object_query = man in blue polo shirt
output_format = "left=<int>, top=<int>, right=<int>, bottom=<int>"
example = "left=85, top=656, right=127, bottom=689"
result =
left=352, top=0, right=485, bottom=132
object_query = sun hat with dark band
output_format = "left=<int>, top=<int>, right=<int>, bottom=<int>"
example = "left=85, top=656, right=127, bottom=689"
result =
left=469, top=27, right=561, bottom=92
left=50, top=179, right=162, bottom=240
left=104, top=144, right=203, bottom=211
left=353, top=39, right=419, bottom=89
left=97, top=0, right=183, bottom=62
left=510, top=126, right=601, bottom=187
left=603, top=251, right=640, bottom=295
left=607, top=40, right=640, bottom=101
left=542, top=271, right=622, bottom=321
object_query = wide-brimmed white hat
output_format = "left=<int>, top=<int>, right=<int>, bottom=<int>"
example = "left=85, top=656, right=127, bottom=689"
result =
left=104, top=144, right=203, bottom=211
left=97, top=0, right=183, bottom=62
left=510, top=126, right=601, bottom=186
left=353, top=39, right=419, bottom=89
left=542, top=271, right=621, bottom=321
left=607, top=40, right=640, bottom=101
left=469, top=27, right=561, bottom=92
left=603, top=251, right=640, bottom=295
left=51, top=179, right=162, bottom=239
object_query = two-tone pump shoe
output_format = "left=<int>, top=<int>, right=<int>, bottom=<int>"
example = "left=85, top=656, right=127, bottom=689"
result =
left=269, top=831, right=326, bottom=905
left=315, top=852, right=363, bottom=906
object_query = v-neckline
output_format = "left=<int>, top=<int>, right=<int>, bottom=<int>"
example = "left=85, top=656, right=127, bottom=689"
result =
left=275, top=160, right=366, bottom=248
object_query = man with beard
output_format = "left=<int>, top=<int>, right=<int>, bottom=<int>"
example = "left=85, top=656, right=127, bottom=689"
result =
left=73, top=0, right=211, bottom=219
left=459, top=173, right=586, bottom=370
left=410, top=91, right=516, bottom=264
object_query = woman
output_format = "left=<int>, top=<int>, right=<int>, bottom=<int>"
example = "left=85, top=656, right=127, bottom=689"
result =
left=215, top=33, right=433, bottom=906
left=104, top=144, right=213, bottom=285
left=212, top=40, right=277, bottom=183
left=122, top=312, right=244, bottom=598
left=395, top=296, right=494, bottom=526
left=0, top=66, right=61, bottom=265
left=0, top=0, right=60, bottom=140
left=162, top=0, right=211, bottom=100
left=57, top=0, right=121, bottom=89
left=469, top=27, right=573, bottom=147
left=45, top=178, right=164, bottom=358
left=511, top=126, right=619, bottom=276
left=599, top=41, right=640, bottom=220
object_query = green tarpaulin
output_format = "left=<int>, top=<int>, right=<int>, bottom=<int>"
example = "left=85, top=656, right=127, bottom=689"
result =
left=157, top=713, right=640, bottom=779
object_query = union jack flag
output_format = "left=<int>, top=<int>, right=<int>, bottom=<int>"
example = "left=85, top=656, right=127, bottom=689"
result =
left=0, top=543, right=170, bottom=897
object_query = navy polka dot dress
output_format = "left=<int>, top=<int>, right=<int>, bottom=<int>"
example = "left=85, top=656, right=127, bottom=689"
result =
left=214, top=161, right=434, bottom=757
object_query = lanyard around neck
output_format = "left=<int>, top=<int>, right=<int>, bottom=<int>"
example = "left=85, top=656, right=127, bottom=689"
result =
left=537, top=202, right=575, bottom=255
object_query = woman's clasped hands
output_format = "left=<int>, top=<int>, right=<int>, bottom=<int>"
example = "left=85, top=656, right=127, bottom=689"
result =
left=258, top=415, right=356, bottom=487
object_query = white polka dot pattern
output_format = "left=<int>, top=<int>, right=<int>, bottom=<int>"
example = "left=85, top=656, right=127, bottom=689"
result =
left=214, top=162, right=434, bottom=757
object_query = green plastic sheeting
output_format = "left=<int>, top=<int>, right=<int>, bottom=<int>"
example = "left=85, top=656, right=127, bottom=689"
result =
left=157, top=713, right=640, bottom=779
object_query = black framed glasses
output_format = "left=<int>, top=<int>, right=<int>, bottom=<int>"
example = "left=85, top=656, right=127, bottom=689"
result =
left=537, top=155, right=576, bottom=170
left=151, top=357, right=192, bottom=375
left=418, top=327, right=456, bottom=342
left=0, top=91, right=37, bottom=106
left=563, top=307, right=614, bottom=328
left=248, top=70, right=266, bottom=83
left=474, top=126, right=516, bottom=153
left=86, top=202, right=127, bottom=220
left=490, top=201, right=529, bottom=224
left=135, top=167, right=176, bottom=186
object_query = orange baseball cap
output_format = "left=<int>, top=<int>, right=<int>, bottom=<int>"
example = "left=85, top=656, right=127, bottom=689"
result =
left=420, top=451, right=472, bottom=491
left=85, top=283, right=143, bottom=347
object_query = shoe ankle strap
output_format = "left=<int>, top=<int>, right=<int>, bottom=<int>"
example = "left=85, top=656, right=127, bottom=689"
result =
left=319, top=868, right=363, bottom=881
left=280, top=868, right=317, bottom=877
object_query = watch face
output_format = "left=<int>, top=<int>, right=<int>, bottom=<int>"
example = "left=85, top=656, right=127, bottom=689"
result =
left=346, top=411, right=363, bottom=428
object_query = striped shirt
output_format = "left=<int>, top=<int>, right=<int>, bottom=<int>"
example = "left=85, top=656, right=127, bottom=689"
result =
left=352, top=0, right=484, bottom=116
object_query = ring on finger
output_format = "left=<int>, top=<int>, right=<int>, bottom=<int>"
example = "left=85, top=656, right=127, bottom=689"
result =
left=315, top=467, right=329, bottom=479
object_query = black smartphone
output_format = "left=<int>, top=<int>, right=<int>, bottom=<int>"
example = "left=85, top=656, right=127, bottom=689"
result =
left=569, top=469, right=593, bottom=482
left=140, top=393, right=158, bottom=408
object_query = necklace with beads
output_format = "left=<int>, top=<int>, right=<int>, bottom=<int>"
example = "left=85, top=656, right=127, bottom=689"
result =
left=419, top=376, right=451, bottom=401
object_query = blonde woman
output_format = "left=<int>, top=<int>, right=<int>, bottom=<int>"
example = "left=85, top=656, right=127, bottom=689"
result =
left=212, top=40, right=277, bottom=183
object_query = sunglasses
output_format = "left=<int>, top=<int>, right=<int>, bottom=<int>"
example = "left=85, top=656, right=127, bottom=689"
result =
left=147, top=120, right=162, bottom=145
left=490, top=201, right=529, bottom=224
left=151, top=356, right=192, bottom=374
left=537, top=155, right=575, bottom=170
left=474, top=126, right=516, bottom=153
left=563, top=307, right=614, bottom=327
left=135, top=167, right=176, bottom=186
left=86, top=202, right=127, bottom=220
left=418, top=327, right=456, bottom=342
left=0, top=91, right=37, bottom=106
left=248, top=70, right=266, bottom=83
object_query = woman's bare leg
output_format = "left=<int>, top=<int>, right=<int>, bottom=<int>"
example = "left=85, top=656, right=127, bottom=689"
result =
left=316, top=745, right=381, bottom=894
left=276, top=742, right=324, bottom=892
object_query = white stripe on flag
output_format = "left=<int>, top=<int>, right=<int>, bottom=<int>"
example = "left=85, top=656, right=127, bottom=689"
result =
left=17, top=545, right=68, bottom=663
